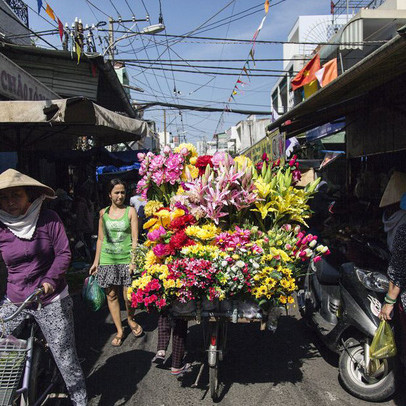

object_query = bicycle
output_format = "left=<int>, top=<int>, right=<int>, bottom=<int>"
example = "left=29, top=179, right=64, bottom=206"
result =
left=172, top=301, right=270, bottom=401
left=0, top=288, right=68, bottom=406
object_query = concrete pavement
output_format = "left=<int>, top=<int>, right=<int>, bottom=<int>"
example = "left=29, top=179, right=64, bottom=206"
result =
left=72, top=297, right=404, bottom=406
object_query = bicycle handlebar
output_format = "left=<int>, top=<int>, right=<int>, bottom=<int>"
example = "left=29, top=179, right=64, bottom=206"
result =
left=1, top=288, right=45, bottom=322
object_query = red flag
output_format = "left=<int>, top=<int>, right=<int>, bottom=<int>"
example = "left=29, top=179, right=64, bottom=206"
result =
left=58, top=18, right=64, bottom=41
left=291, top=54, right=320, bottom=91
left=331, top=1, right=335, bottom=14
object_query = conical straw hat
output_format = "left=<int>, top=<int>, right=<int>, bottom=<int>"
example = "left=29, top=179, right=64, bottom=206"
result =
left=0, top=169, right=55, bottom=197
left=379, top=171, right=406, bottom=208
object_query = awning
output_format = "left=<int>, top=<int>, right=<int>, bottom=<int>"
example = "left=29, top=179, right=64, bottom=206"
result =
left=267, top=31, right=406, bottom=137
left=0, top=97, right=150, bottom=151
left=306, top=119, right=345, bottom=142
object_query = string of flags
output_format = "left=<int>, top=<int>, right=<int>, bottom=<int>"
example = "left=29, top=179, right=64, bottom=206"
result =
left=36, top=0, right=84, bottom=64
left=214, top=0, right=270, bottom=134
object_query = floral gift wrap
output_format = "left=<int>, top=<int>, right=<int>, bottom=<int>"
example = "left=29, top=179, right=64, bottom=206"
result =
left=128, top=145, right=329, bottom=313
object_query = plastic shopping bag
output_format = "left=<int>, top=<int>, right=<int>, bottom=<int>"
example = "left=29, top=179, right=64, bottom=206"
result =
left=369, top=320, right=397, bottom=359
left=82, top=275, right=106, bottom=312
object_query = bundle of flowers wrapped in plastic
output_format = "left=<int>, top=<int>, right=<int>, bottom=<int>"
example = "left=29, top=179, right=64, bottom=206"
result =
left=129, top=144, right=329, bottom=313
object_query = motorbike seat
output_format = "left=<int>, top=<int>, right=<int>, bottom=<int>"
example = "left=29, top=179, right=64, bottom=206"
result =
left=315, top=258, right=340, bottom=285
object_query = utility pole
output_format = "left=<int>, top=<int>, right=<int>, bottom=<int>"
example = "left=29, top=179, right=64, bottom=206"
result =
left=107, top=17, right=149, bottom=62
left=163, top=109, right=167, bottom=146
left=108, top=17, right=114, bottom=62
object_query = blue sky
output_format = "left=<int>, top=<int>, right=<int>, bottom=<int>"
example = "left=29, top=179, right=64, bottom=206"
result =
left=26, top=0, right=330, bottom=144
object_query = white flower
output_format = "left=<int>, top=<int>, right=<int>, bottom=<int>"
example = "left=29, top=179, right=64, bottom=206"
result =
left=236, top=260, right=245, bottom=268
left=252, top=261, right=260, bottom=269
left=221, top=260, right=228, bottom=267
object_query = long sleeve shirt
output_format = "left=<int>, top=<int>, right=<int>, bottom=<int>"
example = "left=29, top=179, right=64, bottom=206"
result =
left=387, top=223, right=406, bottom=311
left=0, top=208, right=71, bottom=306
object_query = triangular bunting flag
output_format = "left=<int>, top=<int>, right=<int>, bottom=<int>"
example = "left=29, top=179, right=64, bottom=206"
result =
left=232, top=90, right=237, bottom=95
left=45, top=3, right=56, bottom=21
left=249, top=49, right=256, bottom=67
left=75, top=41, right=82, bottom=64
left=58, top=18, right=64, bottom=41
left=265, top=0, right=270, bottom=13
left=242, top=66, right=249, bottom=78
left=37, top=0, right=43, bottom=13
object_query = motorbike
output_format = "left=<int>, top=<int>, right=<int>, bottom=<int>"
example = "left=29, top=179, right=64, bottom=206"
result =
left=298, top=237, right=397, bottom=402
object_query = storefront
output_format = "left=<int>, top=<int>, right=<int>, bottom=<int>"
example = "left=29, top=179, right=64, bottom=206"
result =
left=265, top=30, right=406, bottom=249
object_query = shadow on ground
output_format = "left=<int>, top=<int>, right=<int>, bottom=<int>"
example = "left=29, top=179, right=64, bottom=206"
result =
left=86, top=349, right=153, bottom=405
left=180, top=315, right=320, bottom=401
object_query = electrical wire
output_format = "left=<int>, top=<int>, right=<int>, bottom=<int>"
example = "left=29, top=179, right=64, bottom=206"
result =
left=126, top=61, right=295, bottom=73
left=125, top=64, right=291, bottom=77
left=145, top=32, right=388, bottom=46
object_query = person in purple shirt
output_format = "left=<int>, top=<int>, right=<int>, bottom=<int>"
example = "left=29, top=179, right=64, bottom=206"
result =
left=0, top=169, right=87, bottom=406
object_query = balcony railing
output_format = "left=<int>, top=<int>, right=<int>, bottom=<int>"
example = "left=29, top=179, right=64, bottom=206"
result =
left=332, top=0, right=385, bottom=18
left=4, top=0, right=29, bottom=27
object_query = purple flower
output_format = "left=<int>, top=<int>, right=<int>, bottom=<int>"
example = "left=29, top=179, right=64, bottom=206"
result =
left=151, top=170, right=165, bottom=186
left=148, top=226, right=167, bottom=242
left=153, top=243, right=169, bottom=258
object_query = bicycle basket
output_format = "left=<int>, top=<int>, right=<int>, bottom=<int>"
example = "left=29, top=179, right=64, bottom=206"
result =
left=0, top=337, right=28, bottom=406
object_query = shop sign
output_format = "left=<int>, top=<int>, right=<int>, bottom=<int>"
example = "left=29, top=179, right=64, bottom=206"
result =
left=244, top=129, right=286, bottom=163
left=0, top=53, right=59, bottom=101
left=306, top=119, right=345, bottom=142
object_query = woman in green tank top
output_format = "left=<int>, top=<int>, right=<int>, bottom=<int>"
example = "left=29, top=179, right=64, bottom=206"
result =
left=90, top=179, right=143, bottom=346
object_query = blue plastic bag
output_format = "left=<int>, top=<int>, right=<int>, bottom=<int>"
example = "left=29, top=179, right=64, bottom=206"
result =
left=82, top=275, right=106, bottom=311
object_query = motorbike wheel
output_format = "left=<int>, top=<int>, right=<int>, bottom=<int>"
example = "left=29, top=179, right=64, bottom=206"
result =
left=339, top=338, right=396, bottom=402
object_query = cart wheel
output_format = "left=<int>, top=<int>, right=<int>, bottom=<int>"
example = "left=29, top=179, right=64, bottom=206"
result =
left=209, top=365, right=220, bottom=400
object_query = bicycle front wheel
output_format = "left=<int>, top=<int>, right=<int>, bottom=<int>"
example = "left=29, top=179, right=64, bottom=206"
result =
left=209, top=365, right=220, bottom=401
left=208, top=320, right=223, bottom=401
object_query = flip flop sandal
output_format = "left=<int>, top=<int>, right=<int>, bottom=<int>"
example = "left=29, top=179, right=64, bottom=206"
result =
left=171, top=363, right=192, bottom=376
left=111, top=335, right=123, bottom=347
left=152, top=351, right=166, bottom=364
left=131, top=325, right=143, bottom=337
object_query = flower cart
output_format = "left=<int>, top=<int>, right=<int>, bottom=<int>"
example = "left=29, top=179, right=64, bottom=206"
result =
left=129, top=145, right=329, bottom=399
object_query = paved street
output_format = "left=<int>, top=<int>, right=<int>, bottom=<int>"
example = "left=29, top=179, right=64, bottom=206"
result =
left=73, top=297, right=405, bottom=406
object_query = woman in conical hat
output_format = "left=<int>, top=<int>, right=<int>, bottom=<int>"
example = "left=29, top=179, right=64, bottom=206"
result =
left=0, top=169, right=87, bottom=406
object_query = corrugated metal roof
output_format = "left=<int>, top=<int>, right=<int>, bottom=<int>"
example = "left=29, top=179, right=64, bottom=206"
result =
left=15, top=59, right=98, bottom=100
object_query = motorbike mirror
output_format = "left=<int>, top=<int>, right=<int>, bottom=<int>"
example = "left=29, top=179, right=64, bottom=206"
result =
left=328, top=201, right=336, bottom=214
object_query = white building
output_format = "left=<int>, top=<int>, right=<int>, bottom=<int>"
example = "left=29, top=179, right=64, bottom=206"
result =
left=207, top=115, right=271, bottom=156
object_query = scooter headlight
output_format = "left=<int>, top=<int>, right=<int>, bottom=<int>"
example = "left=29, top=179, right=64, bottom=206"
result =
left=355, top=268, right=389, bottom=293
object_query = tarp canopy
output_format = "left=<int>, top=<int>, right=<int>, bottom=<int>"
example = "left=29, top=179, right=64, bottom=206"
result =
left=0, top=97, right=150, bottom=152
